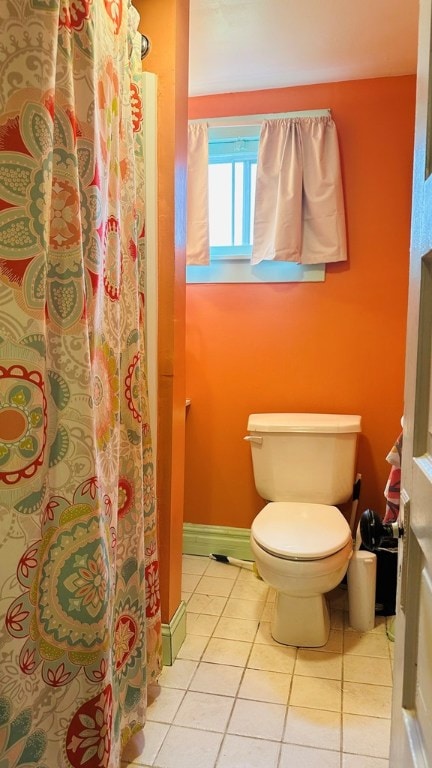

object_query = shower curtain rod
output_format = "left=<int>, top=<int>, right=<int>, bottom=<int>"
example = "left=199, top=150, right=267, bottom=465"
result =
left=140, top=33, right=151, bottom=59
left=189, top=109, right=331, bottom=129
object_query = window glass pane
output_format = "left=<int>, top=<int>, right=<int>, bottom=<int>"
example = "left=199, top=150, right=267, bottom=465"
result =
left=209, top=163, right=232, bottom=246
left=250, top=161, right=257, bottom=243
left=234, top=162, right=244, bottom=245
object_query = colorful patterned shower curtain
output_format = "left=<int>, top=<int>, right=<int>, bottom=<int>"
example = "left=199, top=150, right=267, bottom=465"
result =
left=0, top=2, right=162, bottom=766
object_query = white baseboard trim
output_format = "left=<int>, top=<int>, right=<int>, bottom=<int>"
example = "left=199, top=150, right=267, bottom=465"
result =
left=161, top=600, right=186, bottom=666
left=183, top=522, right=253, bottom=561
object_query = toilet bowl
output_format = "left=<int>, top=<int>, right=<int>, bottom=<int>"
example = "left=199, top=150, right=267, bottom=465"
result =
left=251, top=502, right=353, bottom=646
left=245, top=413, right=361, bottom=647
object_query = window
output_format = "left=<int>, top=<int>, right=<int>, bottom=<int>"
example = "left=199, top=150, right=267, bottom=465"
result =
left=186, top=112, right=327, bottom=285
left=208, top=129, right=259, bottom=260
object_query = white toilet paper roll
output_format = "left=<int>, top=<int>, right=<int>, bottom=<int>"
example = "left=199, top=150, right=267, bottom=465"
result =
left=347, top=550, right=377, bottom=632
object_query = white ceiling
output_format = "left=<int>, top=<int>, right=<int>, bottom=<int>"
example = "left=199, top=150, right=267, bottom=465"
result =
left=189, top=0, right=419, bottom=97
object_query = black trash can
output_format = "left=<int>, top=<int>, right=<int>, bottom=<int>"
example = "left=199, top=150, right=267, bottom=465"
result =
left=363, top=541, right=397, bottom=616
left=359, top=509, right=398, bottom=616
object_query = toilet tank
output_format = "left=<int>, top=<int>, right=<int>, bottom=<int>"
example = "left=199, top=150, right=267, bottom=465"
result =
left=246, top=413, right=361, bottom=505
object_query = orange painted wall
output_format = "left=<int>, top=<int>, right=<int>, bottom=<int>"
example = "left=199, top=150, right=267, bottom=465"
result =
left=185, top=76, right=416, bottom=531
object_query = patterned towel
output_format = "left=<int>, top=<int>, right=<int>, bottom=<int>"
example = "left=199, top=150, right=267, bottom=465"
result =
left=383, top=431, right=403, bottom=523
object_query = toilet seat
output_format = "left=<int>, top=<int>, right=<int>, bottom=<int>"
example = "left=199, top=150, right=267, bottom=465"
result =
left=251, top=501, right=352, bottom=561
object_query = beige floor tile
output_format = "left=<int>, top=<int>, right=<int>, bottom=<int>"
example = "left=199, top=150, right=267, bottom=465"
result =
left=317, top=629, right=344, bottom=653
left=173, top=690, right=234, bottom=732
left=238, top=668, right=292, bottom=704
left=187, top=612, right=219, bottom=637
left=121, top=763, right=153, bottom=767
left=176, top=554, right=394, bottom=768
left=227, top=698, right=286, bottom=741
left=182, top=555, right=210, bottom=575
left=290, top=675, right=342, bottom=712
left=121, top=762, right=153, bottom=768
left=176, top=633, right=209, bottom=661
left=342, top=713, right=391, bottom=758
left=213, top=616, right=258, bottom=642
left=205, top=560, right=242, bottom=579
left=146, top=685, right=185, bottom=723
left=190, top=661, right=243, bottom=697
left=158, top=658, right=198, bottom=689
left=342, top=754, right=389, bottom=768
left=343, top=654, right=393, bottom=686
left=222, top=597, right=266, bottom=620
left=328, top=586, right=348, bottom=611
left=254, top=620, right=279, bottom=646
left=345, top=614, right=387, bottom=635
left=283, top=705, right=341, bottom=751
left=154, top=725, right=223, bottom=768
left=295, top=650, right=342, bottom=680
left=279, top=743, right=341, bottom=768
left=202, top=637, right=252, bottom=667
left=230, top=577, right=269, bottom=601
left=342, top=681, right=392, bottom=718
left=343, top=632, right=390, bottom=658
left=368, top=616, right=388, bottom=634
left=187, top=593, right=228, bottom=616
left=216, top=734, right=280, bottom=768
left=121, top=722, right=169, bottom=765
left=260, top=603, right=274, bottom=621
left=182, top=573, right=201, bottom=593
left=330, top=608, right=345, bottom=630
left=248, top=642, right=296, bottom=674
left=237, top=567, right=261, bottom=583
left=195, top=575, right=235, bottom=597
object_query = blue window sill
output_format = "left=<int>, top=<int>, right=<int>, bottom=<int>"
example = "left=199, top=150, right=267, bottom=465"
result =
left=186, top=260, right=325, bottom=285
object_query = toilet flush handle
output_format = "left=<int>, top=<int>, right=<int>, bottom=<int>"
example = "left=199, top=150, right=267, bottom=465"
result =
left=243, top=435, right=263, bottom=445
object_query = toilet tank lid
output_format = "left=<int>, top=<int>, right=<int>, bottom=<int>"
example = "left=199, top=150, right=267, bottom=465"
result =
left=247, top=413, right=361, bottom=434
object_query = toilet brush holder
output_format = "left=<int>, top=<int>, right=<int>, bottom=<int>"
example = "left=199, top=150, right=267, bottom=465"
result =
left=347, top=550, right=377, bottom=632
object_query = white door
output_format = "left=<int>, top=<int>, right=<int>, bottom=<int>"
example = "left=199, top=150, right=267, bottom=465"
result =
left=390, top=0, right=432, bottom=765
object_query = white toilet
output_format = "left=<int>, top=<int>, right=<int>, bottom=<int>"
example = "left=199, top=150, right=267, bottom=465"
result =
left=245, top=413, right=361, bottom=647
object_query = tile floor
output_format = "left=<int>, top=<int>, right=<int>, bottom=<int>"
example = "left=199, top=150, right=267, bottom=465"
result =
left=121, top=555, right=394, bottom=768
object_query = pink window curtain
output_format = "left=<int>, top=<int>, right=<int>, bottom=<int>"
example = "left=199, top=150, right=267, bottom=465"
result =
left=252, top=117, right=347, bottom=265
left=186, top=122, right=210, bottom=265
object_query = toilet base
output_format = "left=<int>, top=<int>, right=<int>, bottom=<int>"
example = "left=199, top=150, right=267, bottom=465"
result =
left=271, top=592, right=330, bottom=647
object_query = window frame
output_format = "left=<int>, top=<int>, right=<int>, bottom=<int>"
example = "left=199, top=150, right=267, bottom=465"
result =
left=209, top=148, right=257, bottom=261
